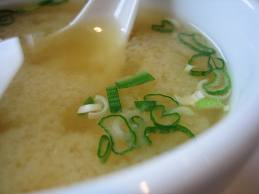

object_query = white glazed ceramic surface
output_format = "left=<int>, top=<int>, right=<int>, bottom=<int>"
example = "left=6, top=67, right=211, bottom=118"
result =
left=1, top=0, right=259, bottom=194
left=68, top=0, right=139, bottom=39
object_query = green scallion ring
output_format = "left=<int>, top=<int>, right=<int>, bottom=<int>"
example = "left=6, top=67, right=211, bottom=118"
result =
left=178, top=32, right=215, bottom=55
left=129, top=115, right=145, bottom=129
left=144, top=124, right=194, bottom=144
left=144, top=93, right=179, bottom=108
left=171, top=124, right=195, bottom=138
left=150, top=105, right=181, bottom=130
left=97, top=135, right=112, bottom=163
left=209, top=55, right=226, bottom=70
left=134, top=100, right=157, bottom=112
left=144, top=126, right=157, bottom=144
left=203, top=69, right=231, bottom=95
left=188, top=53, right=213, bottom=76
left=98, top=114, right=136, bottom=155
left=151, top=19, right=175, bottom=33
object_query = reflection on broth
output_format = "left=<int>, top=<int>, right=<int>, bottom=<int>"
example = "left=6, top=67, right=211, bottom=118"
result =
left=0, top=1, right=231, bottom=194
left=28, top=22, right=125, bottom=77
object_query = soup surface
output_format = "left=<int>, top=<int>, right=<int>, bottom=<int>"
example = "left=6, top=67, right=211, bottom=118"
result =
left=0, top=1, right=231, bottom=194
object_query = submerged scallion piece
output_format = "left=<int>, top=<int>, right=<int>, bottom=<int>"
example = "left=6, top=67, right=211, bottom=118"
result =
left=203, top=69, right=231, bottom=96
left=188, top=53, right=212, bottom=76
left=150, top=105, right=181, bottom=130
left=106, top=86, right=122, bottom=113
left=129, top=115, right=145, bottom=129
left=0, top=10, right=15, bottom=26
left=144, top=93, right=179, bottom=110
left=129, top=115, right=148, bottom=145
left=209, top=56, right=225, bottom=70
left=135, top=100, right=157, bottom=111
left=178, top=32, right=215, bottom=55
left=164, top=106, right=194, bottom=116
left=116, top=71, right=155, bottom=89
left=98, top=115, right=136, bottom=155
left=196, top=97, right=224, bottom=109
left=144, top=124, right=194, bottom=144
left=173, top=124, right=195, bottom=138
left=151, top=19, right=175, bottom=33
left=97, top=135, right=112, bottom=163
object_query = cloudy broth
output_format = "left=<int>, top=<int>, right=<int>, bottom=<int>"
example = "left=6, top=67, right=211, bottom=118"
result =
left=0, top=2, right=231, bottom=194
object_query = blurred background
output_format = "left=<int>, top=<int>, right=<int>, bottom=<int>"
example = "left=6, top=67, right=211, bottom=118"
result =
left=222, top=144, right=259, bottom=194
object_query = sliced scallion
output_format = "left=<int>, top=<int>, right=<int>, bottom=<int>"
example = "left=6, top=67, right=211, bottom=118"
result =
left=164, top=106, right=194, bottom=116
left=151, top=19, right=175, bottom=33
left=77, top=104, right=102, bottom=115
left=203, top=69, right=231, bottom=96
left=98, top=115, right=136, bottom=155
left=88, top=95, right=109, bottom=119
left=129, top=115, right=148, bottom=145
left=78, top=95, right=108, bottom=118
left=150, top=105, right=181, bottom=130
left=144, top=126, right=157, bottom=144
left=144, top=93, right=179, bottom=110
left=106, top=86, right=122, bottom=113
left=178, top=32, right=215, bottom=55
left=188, top=53, right=212, bottom=76
left=97, top=135, right=112, bottom=163
left=173, top=124, right=195, bottom=138
left=116, top=71, right=155, bottom=89
left=144, top=124, right=194, bottom=144
left=209, top=56, right=225, bottom=70
left=135, top=100, right=157, bottom=112
left=196, top=97, right=224, bottom=109
left=129, top=115, right=145, bottom=129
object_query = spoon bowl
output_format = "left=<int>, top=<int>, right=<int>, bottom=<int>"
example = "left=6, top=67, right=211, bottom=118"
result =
left=68, top=0, right=139, bottom=41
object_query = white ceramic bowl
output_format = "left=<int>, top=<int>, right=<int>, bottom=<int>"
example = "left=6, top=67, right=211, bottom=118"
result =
left=1, top=0, right=259, bottom=194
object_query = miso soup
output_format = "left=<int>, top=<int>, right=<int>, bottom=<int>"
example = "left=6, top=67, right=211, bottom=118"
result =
left=0, top=1, right=231, bottom=194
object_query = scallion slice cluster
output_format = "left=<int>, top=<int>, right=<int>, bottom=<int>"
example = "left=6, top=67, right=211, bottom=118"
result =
left=78, top=71, right=195, bottom=162
left=97, top=92, right=194, bottom=162
left=177, top=28, right=231, bottom=109
left=151, top=20, right=231, bottom=101
left=97, top=72, right=194, bottom=161
left=77, top=19, right=232, bottom=163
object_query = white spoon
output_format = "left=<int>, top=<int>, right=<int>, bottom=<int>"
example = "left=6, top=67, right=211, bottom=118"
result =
left=67, top=0, right=139, bottom=41
left=0, top=0, right=139, bottom=97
